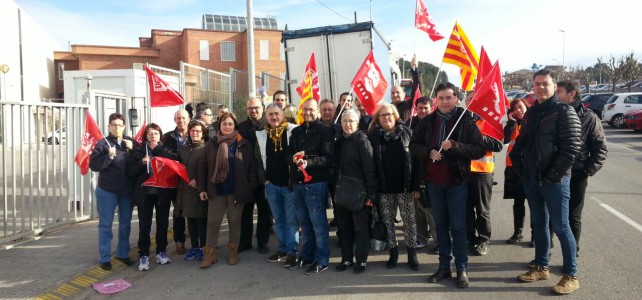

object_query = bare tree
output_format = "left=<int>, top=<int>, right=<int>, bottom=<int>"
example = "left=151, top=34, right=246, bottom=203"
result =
left=619, top=52, right=641, bottom=92
left=598, top=56, right=624, bottom=93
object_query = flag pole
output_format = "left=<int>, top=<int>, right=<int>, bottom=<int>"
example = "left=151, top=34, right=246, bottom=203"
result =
left=433, top=103, right=473, bottom=161
left=334, top=86, right=355, bottom=124
left=428, top=61, right=444, bottom=99
left=146, top=144, right=150, bottom=174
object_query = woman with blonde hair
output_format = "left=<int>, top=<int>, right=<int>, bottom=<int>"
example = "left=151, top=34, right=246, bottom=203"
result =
left=367, top=104, right=419, bottom=271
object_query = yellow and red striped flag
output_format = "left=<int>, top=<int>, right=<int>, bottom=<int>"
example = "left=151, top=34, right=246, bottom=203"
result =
left=442, top=22, right=479, bottom=91
left=295, top=53, right=320, bottom=124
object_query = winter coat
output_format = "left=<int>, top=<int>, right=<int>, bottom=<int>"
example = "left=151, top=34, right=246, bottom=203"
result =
left=569, top=100, right=608, bottom=177
left=89, top=134, right=137, bottom=196
left=125, top=142, right=177, bottom=208
left=334, top=130, right=378, bottom=201
left=288, top=120, right=334, bottom=184
left=368, top=121, right=413, bottom=193
left=177, top=140, right=207, bottom=219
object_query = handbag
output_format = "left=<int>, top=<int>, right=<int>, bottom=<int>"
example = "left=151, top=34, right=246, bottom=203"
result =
left=334, top=173, right=366, bottom=211
left=370, top=205, right=388, bottom=251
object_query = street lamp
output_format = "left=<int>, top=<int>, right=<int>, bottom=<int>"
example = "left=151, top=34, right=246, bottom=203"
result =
left=0, top=64, right=9, bottom=101
left=559, top=29, right=565, bottom=73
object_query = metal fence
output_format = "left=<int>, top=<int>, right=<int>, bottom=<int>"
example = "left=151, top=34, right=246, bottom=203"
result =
left=229, top=68, right=287, bottom=119
left=0, top=101, right=93, bottom=243
left=182, top=62, right=232, bottom=111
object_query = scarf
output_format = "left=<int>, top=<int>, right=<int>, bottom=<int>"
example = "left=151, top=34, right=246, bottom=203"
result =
left=211, top=130, right=239, bottom=184
left=435, top=109, right=457, bottom=147
left=378, top=121, right=404, bottom=142
left=267, top=121, right=289, bottom=151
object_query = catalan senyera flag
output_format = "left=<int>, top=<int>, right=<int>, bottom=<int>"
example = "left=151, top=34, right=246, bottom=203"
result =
left=442, top=22, right=479, bottom=91
left=295, top=53, right=320, bottom=124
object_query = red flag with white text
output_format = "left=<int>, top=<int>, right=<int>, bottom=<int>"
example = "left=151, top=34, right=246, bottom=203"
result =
left=142, top=156, right=190, bottom=188
left=74, top=111, right=103, bottom=175
left=466, top=61, right=506, bottom=141
left=415, top=0, right=444, bottom=41
left=144, top=65, right=185, bottom=107
left=295, top=53, right=321, bottom=124
left=133, top=120, right=147, bottom=145
left=350, top=50, right=389, bottom=115
left=410, top=85, right=422, bottom=117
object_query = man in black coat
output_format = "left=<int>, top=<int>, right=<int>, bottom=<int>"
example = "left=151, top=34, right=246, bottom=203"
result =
left=556, top=80, right=607, bottom=255
left=511, top=70, right=582, bottom=295
left=237, top=97, right=272, bottom=254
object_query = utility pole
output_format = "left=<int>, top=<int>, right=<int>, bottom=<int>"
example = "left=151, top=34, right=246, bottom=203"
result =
left=247, top=0, right=256, bottom=97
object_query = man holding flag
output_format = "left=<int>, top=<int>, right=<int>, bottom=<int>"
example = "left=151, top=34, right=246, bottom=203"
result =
left=410, top=82, right=485, bottom=288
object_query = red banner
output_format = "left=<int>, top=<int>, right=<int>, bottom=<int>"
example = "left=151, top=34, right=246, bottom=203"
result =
left=410, top=85, right=422, bottom=117
left=74, top=111, right=103, bottom=175
left=296, top=53, right=320, bottom=124
left=144, top=65, right=185, bottom=107
left=133, top=120, right=147, bottom=145
left=467, top=61, right=507, bottom=141
left=415, top=0, right=444, bottom=41
left=476, top=46, right=492, bottom=89
left=350, top=50, right=389, bottom=115
left=142, top=156, right=190, bottom=188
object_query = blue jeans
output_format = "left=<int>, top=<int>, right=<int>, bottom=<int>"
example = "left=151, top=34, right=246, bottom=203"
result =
left=96, top=186, right=133, bottom=263
left=292, top=182, right=329, bottom=266
left=428, top=183, right=468, bottom=272
left=265, top=182, right=299, bottom=255
left=523, top=176, right=577, bottom=276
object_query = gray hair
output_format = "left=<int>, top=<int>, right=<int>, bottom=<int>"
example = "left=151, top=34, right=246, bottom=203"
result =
left=341, top=109, right=361, bottom=122
left=265, top=103, right=284, bottom=112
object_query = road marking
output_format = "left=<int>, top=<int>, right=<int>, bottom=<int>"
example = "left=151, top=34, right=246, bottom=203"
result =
left=593, top=196, right=642, bottom=233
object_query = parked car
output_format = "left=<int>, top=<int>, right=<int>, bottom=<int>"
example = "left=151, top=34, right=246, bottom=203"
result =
left=624, top=109, right=642, bottom=131
left=581, top=93, right=613, bottom=118
left=602, top=93, right=642, bottom=128
left=43, top=127, right=66, bottom=144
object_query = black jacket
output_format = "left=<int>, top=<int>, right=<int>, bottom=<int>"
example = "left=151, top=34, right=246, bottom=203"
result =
left=238, top=117, right=266, bottom=149
left=410, top=107, right=486, bottom=185
left=334, top=130, right=378, bottom=201
left=510, top=95, right=581, bottom=182
left=569, top=100, right=608, bottom=177
left=368, top=122, right=413, bottom=193
left=89, top=134, right=137, bottom=195
left=126, top=142, right=178, bottom=207
left=163, top=128, right=189, bottom=156
left=288, top=119, right=334, bottom=184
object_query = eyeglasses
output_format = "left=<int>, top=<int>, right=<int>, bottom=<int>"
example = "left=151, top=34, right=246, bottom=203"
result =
left=204, top=113, right=213, bottom=116
left=379, top=113, right=394, bottom=118
left=109, top=123, right=125, bottom=128
left=190, top=130, right=203, bottom=133
left=342, top=120, right=358, bottom=124
left=246, top=106, right=262, bottom=111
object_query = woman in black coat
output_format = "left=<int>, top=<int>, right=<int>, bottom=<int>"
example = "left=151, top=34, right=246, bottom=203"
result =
left=333, top=109, right=377, bottom=274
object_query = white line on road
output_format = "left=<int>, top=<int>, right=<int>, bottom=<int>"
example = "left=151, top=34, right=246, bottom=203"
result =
left=592, top=196, right=642, bottom=233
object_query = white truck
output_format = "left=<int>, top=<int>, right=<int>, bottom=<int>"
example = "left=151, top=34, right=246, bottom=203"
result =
left=282, top=21, right=393, bottom=107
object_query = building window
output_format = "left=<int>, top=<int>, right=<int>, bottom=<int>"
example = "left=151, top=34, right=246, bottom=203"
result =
left=221, top=41, right=236, bottom=62
left=199, top=40, right=210, bottom=61
left=58, top=63, right=65, bottom=80
left=260, top=40, right=269, bottom=61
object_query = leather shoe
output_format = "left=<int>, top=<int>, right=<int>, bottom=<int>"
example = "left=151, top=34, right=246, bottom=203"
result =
left=427, top=268, right=452, bottom=283
left=456, top=270, right=469, bottom=288
left=99, top=262, right=112, bottom=271
left=115, top=257, right=133, bottom=266
left=335, top=260, right=352, bottom=272
left=237, top=244, right=252, bottom=253
left=257, top=244, right=269, bottom=254
left=353, top=262, right=367, bottom=274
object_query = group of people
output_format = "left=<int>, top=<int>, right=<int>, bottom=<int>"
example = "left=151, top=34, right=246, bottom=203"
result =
left=88, top=66, right=606, bottom=295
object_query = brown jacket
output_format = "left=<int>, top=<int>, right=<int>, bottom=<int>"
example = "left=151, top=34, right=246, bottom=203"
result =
left=197, top=135, right=258, bottom=203
left=177, top=140, right=207, bottom=218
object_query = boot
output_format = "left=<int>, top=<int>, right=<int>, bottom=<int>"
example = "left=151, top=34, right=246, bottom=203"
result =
left=199, top=246, right=217, bottom=269
left=507, top=230, right=523, bottom=244
left=456, top=270, right=469, bottom=288
left=227, top=242, right=240, bottom=265
left=407, top=247, right=419, bottom=271
left=386, top=247, right=398, bottom=269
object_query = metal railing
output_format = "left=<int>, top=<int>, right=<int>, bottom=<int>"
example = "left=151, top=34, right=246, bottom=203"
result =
left=1, top=101, right=93, bottom=243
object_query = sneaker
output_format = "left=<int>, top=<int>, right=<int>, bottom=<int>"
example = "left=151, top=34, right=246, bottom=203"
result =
left=267, top=251, right=287, bottom=263
left=518, top=265, right=550, bottom=282
left=139, top=256, right=150, bottom=271
left=474, top=241, right=488, bottom=256
left=283, top=254, right=297, bottom=268
left=335, top=260, right=353, bottom=272
left=304, top=262, right=328, bottom=275
left=156, top=252, right=171, bottom=265
left=416, top=241, right=428, bottom=249
left=99, top=262, right=112, bottom=271
left=185, top=248, right=199, bottom=261
left=353, top=262, right=367, bottom=274
left=466, top=241, right=477, bottom=253
left=552, top=275, right=580, bottom=295
left=197, top=248, right=204, bottom=261
left=289, top=257, right=314, bottom=270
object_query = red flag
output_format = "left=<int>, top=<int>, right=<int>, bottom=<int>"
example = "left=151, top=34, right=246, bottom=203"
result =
left=350, top=50, right=389, bottom=115
left=475, top=46, right=492, bottom=89
left=74, top=111, right=103, bottom=175
left=467, top=61, right=507, bottom=141
left=410, top=85, right=422, bottom=117
left=142, top=156, right=190, bottom=188
left=144, top=65, right=185, bottom=107
left=295, top=53, right=321, bottom=124
left=415, top=0, right=444, bottom=41
left=133, top=120, right=147, bottom=144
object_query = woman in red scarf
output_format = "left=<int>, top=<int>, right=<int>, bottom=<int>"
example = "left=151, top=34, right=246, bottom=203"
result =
left=198, top=112, right=258, bottom=268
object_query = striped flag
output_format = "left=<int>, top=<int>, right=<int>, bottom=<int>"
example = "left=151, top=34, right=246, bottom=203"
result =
left=442, top=22, right=479, bottom=91
left=295, top=53, right=320, bottom=124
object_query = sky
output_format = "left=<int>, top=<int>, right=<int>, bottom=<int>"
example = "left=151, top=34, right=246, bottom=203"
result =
left=13, top=0, right=642, bottom=85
